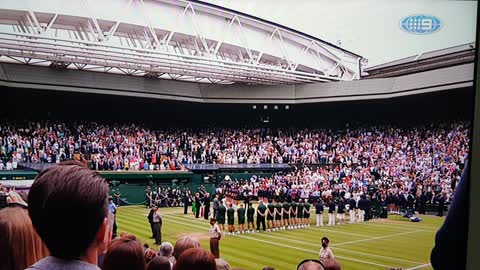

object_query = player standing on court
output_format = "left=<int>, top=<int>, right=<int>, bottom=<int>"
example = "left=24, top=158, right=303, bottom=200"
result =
left=256, top=201, right=267, bottom=232
left=282, top=200, right=291, bottom=230
left=247, top=202, right=255, bottom=232
left=237, top=204, right=246, bottom=234
left=267, top=200, right=275, bottom=232
left=227, top=203, right=235, bottom=234
left=275, top=200, right=282, bottom=230
left=217, top=200, right=227, bottom=234
left=303, top=199, right=311, bottom=228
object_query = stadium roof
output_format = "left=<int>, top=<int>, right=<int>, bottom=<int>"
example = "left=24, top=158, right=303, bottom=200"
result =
left=364, top=43, right=476, bottom=79
left=189, top=0, right=362, bottom=58
left=0, top=0, right=365, bottom=85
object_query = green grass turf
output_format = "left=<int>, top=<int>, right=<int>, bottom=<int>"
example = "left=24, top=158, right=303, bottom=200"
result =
left=116, top=205, right=443, bottom=270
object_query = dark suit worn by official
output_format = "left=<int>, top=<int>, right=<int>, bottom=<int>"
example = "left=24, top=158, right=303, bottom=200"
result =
left=147, top=208, right=155, bottom=238
left=183, top=195, right=189, bottom=214
left=204, top=195, right=211, bottom=220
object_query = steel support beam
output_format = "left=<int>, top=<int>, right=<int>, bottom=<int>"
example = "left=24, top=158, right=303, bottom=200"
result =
left=0, top=1, right=363, bottom=84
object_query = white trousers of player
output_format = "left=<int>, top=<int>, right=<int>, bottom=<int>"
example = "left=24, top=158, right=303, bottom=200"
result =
left=358, top=209, right=365, bottom=222
left=349, top=210, right=356, bottom=223
left=328, top=213, right=335, bottom=226
left=316, top=214, right=323, bottom=227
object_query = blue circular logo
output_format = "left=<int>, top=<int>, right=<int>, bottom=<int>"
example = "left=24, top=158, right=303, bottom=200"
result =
left=400, top=15, right=443, bottom=35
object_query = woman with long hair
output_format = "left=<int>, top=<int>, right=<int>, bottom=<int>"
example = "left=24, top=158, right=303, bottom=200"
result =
left=0, top=193, right=49, bottom=270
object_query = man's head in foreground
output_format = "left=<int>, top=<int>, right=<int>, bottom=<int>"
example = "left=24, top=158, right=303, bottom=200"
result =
left=28, top=161, right=110, bottom=263
left=297, top=259, right=325, bottom=270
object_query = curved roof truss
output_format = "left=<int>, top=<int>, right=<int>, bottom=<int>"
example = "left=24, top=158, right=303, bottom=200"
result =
left=0, top=0, right=365, bottom=85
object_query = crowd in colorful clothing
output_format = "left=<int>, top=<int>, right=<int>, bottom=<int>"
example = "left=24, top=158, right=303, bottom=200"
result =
left=0, top=121, right=469, bottom=174
left=1, top=120, right=468, bottom=216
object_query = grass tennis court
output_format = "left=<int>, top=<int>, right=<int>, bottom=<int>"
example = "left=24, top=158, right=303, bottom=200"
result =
left=117, top=205, right=443, bottom=270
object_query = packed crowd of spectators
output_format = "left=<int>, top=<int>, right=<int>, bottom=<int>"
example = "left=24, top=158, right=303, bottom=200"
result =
left=0, top=121, right=470, bottom=173
left=1, top=120, right=468, bottom=217
left=217, top=120, right=468, bottom=215
left=0, top=162, right=342, bottom=270
left=219, top=157, right=460, bottom=216
left=1, top=159, right=463, bottom=270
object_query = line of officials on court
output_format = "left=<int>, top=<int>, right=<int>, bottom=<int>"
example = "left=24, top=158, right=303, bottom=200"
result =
left=315, top=195, right=371, bottom=227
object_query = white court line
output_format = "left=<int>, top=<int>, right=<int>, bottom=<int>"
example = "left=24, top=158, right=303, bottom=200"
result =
left=236, top=234, right=397, bottom=269
left=133, top=209, right=431, bottom=268
left=169, top=214, right=424, bottom=248
left=366, top=220, right=440, bottom=231
left=255, top=233, right=424, bottom=265
left=163, top=217, right=213, bottom=230
left=405, top=263, right=432, bottom=270
left=307, top=209, right=437, bottom=230
left=166, top=215, right=423, bottom=264
left=163, top=217, right=398, bottom=269
left=311, top=227, right=375, bottom=237
left=332, top=230, right=424, bottom=247
left=367, top=220, right=438, bottom=231
left=168, top=213, right=374, bottom=238
left=163, top=211, right=433, bottom=232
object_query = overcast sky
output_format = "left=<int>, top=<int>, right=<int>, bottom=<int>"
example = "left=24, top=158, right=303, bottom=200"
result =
left=203, top=0, right=477, bottom=67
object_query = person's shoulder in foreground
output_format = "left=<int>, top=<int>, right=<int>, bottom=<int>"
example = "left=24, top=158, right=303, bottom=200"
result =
left=26, top=161, right=110, bottom=270
left=26, top=256, right=101, bottom=270
left=430, top=161, right=469, bottom=270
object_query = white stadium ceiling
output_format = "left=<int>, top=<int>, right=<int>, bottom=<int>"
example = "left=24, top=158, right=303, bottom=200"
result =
left=0, top=0, right=365, bottom=85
